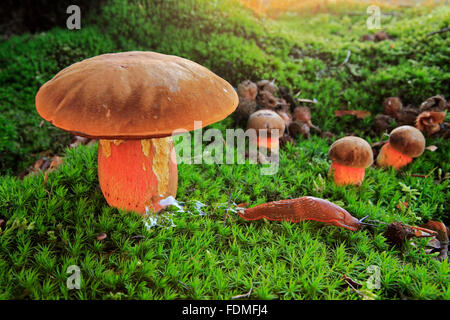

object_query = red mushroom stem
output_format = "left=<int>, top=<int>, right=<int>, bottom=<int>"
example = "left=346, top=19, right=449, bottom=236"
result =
left=256, top=136, right=279, bottom=150
left=97, top=138, right=178, bottom=215
left=376, top=142, right=412, bottom=170
left=329, top=162, right=366, bottom=186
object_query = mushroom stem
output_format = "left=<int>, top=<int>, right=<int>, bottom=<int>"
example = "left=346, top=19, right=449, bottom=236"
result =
left=97, top=138, right=177, bottom=214
left=329, top=162, right=366, bottom=186
left=256, top=136, right=279, bottom=151
left=376, top=142, right=412, bottom=170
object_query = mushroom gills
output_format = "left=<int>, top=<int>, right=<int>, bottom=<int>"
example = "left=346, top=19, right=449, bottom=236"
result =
left=97, top=138, right=178, bottom=214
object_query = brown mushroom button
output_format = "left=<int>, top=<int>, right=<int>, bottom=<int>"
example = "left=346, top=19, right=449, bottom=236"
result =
left=247, top=109, right=285, bottom=135
left=389, top=126, right=425, bottom=158
left=328, top=136, right=373, bottom=168
left=35, top=51, right=238, bottom=139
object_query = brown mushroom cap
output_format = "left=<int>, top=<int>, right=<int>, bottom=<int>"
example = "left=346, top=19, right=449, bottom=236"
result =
left=247, top=109, right=285, bottom=135
left=328, top=136, right=373, bottom=168
left=389, top=125, right=425, bottom=158
left=35, top=51, right=238, bottom=139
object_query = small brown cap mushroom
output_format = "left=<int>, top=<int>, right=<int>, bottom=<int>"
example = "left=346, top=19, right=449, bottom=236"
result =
left=389, top=125, right=425, bottom=158
left=35, top=51, right=238, bottom=139
left=328, top=136, right=373, bottom=168
left=247, top=109, right=285, bottom=135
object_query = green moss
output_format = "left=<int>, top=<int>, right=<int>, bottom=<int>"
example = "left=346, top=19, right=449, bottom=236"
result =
left=0, top=0, right=449, bottom=299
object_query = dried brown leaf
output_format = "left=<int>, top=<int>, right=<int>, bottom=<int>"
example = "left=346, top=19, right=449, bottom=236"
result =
left=334, top=110, right=371, bottom=119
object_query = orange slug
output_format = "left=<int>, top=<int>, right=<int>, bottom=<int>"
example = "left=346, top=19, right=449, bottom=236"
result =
left=238, top=196, right=362, bottom=231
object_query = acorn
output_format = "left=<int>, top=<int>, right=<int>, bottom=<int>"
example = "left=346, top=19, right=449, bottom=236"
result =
left=237, top=80, right=258, bottom=101
left=293, top=106, right=312, bottom=126
left=383, top=97, right=402, bottom=118
left=373, top=114, right=394, bottom=134
left=276, top=109, right=292, bottom=128
left=289, top=120, right=310, bottom=138
left=257, top=79, right=277, bottom=95
left=419, top=95, right=447, bottom=112
left=256, top=90, right=279, bottom=109
left=233, top=97, right=257, bottom=125
left=396, top=107, right=420, bottom=126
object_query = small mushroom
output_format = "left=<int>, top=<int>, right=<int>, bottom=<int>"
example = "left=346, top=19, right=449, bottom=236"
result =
left=247, top=110, right=285, bottom=150
left=376, top=126, right=425, bottom=170
left=328, top=136, right=373, bottom=186
left=36, top=51, right=238, bottom=214
left=237, top=80, right=258, bottom=101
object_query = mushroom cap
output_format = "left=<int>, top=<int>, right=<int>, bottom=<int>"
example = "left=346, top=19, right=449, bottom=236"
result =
left=35, top=51, right=238, bottom=139
left=328, top=136, right=373, bottom=168
left=247, top=109, right=285, bottom=135
left=389, top=125, right=425, bottom=158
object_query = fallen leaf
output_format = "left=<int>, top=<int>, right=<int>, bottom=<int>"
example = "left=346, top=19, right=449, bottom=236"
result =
left=334, top=110, right=371, bottom=119
left=342, top=274, right=363, bottom=289
left=416, top=111, right=446, bottom=136
left=426, top=238, right=441, bottom=250
left=97, top=233, right=107, bottom=241
left=49, top=156, right=63, bottom=170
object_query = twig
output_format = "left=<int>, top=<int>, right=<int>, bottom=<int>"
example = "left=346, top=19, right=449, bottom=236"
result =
left=231, top=266, right=262, bottom=299
left=178, top=280, right=189, bottom=290
left=427, top=27, right=450, bottom=37
left=339, top=50, right=351, bottom=67
left=297, top=98, right=317, bottom=104
left=231, top=283, right=253, bottom=299
left=410, top=174, right=429, bottom=178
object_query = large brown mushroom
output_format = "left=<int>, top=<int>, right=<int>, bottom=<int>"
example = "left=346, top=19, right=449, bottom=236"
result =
left=376, top=126, right=425, bottom=170
left=35, top=51, right=238, bottom=214
left=247, top=109, right=285, bottom=150
left=328, top=136, right=373, bottom=186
